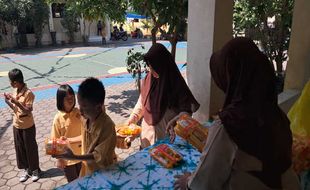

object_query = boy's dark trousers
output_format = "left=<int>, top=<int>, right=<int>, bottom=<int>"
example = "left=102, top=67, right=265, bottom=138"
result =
left=13, top=125, right=40, bottom=172
left=64, top=162, right=82, bottom=182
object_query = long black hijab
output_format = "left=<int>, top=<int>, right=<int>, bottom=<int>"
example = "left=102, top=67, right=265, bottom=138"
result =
left=210, top=37, right=292, bottom=188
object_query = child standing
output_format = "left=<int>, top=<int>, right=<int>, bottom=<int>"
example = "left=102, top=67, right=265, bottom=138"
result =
left=4, top=68, right=40, bottom=182
left=51, top=84, right=83, bottom=182
left=54, top=77, right=117, bottom=176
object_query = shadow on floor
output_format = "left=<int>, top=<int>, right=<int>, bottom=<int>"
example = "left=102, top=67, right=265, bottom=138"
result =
left=40, top=168, right=64, bottom=178
left=106, top=89, right=139, bottom=118
left=0, top=118, right=12, bottom=139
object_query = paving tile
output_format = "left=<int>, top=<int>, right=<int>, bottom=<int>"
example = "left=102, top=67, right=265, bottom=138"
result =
left=6, top=177, right=19, bottom=186
left=25, top=182, right=41, bottom=190
left=0, top=179, right=7, bottom=186
left=2, top=171, right=18, bottom=180
left=11, top=183, right=26, bottom=190
left=40, top=180, right=56, bottom=190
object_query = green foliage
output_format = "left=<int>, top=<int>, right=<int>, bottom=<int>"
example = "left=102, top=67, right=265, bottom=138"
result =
left=29, top=0, right=49, bottom=46
left=61, top=6, right=80, bottom=43
left=233, top=0, right=294, bottom=74
left=126, top=45, right=147, bottom=91
left=130, top=0, right=188, bottom=59
left=0, top=0, right=32, bottom=27
left=47, top=0, right=127, bottom=23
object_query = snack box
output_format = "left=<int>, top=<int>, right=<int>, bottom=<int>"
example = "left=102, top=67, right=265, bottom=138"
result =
left=116, top=124, right=142, bottom=149
left=116, top=124, right=141, bottom=136
left=149, top=144, right=183, bottom=168
left=175, top=114, right=208, bottom=152
left=45, top=138, right=68, bottom=155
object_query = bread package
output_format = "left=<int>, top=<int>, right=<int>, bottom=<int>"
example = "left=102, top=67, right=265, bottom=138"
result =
left=149, top=144, right=182, bottom=168
left=45, top=138, right=68, bottom=155
left=175, top=114, right=208, bottom=152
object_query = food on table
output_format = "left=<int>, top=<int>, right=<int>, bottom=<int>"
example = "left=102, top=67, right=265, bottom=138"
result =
left=175, top=114, right=208, bottom=152
left=149, top=144, right=183, bottom=168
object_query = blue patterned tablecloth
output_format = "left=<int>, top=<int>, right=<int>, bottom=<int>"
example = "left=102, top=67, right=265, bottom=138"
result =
left=56, top=136, right=201, bottom=190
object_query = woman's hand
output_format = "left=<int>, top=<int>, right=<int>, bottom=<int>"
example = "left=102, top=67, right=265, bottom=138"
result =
left=166, top=112, right=191, bottom=143
left=56, top=159, right=66, bottom=170
left=52, top=147, right=75, bottom=160
left=174, top=172, right=191, bottom=190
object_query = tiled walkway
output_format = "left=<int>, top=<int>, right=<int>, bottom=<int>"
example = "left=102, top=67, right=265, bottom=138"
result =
left=0, top=81, right=140, bottom=190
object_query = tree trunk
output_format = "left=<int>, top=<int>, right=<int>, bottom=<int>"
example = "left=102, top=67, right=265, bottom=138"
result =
left=170, top=29, right=178, bottom=60
left=151, top=27, right=157, bottom=45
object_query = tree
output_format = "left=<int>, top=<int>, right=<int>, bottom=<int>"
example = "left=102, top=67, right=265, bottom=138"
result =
left=233, top=0, right=294, bottom=75
left=47, top=0, right=128, bottom=42
left=0, top=0, right=32, bottom=47
left=61, top=6, right=80, bottom=44
left=130, top=0, right=188, bottom=59
left=29, top=0, right=49, bottom=46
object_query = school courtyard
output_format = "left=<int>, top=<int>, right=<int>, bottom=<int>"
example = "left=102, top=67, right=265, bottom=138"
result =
left=0, top=39, right=187, bottom=189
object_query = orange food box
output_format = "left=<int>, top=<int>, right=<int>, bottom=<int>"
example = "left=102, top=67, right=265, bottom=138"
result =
left=149, top=144, right=183, bottom=168
left=175, top=114, right=208, bottom=152
left=116, top=124, right=141, bottom=136
left=45, top=138, right=68, bottom=155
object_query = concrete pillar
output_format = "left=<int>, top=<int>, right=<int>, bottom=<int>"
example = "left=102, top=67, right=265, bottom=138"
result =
left=284, top=0, right=310, bottom=91
left=187, top=0, right=233, bottom=122
left=105, top=17, right=111, bottom=41
left=48, top=5, right=55, bottom=31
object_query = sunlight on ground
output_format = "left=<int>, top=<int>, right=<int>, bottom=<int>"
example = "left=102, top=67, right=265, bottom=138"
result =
left=56, top=54, right=87, bottom=58
left=0, top=71, right=8, bottom=77
left=108, top=67, right=128, bottom=74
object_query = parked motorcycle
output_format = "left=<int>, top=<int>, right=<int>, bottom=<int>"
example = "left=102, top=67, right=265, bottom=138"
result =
left=111, top=26, right=128, bottom=41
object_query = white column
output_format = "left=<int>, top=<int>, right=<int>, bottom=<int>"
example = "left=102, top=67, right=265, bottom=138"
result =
left=187, top=0, right=233, bottom=122
left=284, top=0, right=310, bottom=90
left=105, top=17, right=111, bottom=41
left=48, top=4, right=55, bottom=31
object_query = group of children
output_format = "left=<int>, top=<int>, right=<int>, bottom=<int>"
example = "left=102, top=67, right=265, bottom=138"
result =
left=4, top=68, right=119, bottom=183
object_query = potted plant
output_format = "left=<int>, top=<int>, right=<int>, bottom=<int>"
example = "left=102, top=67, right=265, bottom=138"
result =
left=126, top=45, right=147, bottom=92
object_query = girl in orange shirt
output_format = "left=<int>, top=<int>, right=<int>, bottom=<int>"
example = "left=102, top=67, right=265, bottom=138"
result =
left=51, top=84, right=84, bottom=182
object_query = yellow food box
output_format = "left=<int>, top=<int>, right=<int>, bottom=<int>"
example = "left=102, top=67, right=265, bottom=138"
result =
left=45, top=138, right=68, bottom=155
left=149, top=144, right=183, bottom=168
left=175, top=114, right=208, bottom=152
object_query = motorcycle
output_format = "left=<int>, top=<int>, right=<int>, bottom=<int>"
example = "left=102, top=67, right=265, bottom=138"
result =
left=111, top=28, right=128, bottom=41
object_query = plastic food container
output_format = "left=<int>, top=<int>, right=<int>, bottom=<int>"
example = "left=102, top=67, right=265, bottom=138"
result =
left=116, top=124, right=141, bottom=149
left=175, top=114, right=208, bottom=152
left=45, top=138, right=68, bottom=155
left=149, top=144, right=183, bottom=168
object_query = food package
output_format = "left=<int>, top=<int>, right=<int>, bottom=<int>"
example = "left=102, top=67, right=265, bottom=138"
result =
left=175, top=114, right=208, bottom=152
left=45, top=138, right=68, bottom=155
left=292, top=134, right=310, bottom=174
left=149, top=144, right=183, bottom=168
left=116, top=124, right=141, bottom=136
left=116, top=124, right=141, bottom=149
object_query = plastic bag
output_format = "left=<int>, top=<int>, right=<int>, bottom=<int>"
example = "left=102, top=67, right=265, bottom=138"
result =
left=288, top=81, right=310, bottom=174
left=288, top=81, right=310, bottom=138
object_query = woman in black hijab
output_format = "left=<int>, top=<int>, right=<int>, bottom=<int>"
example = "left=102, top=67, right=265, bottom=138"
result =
left=127, top=43, right=199, bottom=148
left=172, top=37, right=299, bottom=189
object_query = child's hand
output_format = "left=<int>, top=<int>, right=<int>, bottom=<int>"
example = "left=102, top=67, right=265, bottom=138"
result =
left=56, top=159, right=66, bottom=170
left=60, top=136, right=67, bottom=141
left=3, top=93, right=12, bottom=100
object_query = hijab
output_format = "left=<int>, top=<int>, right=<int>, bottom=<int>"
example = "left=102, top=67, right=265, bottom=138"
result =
left=141, top=43, right=200, bottom=125
left=210, top=37, right=292, bottom=188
